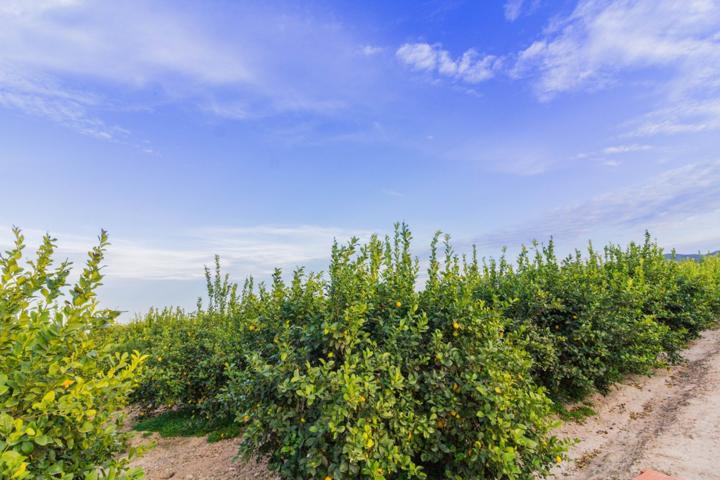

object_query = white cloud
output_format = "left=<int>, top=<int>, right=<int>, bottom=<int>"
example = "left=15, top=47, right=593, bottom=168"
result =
left=0, top=0, right=82, bottom=16
left=446, top=141, right=556, bottom=176
left=625, top=98, right=720, bottom=137
left=0, top=68, right=129, bottom=140
left=0, top=223, right=381, bottom=314
left=396, top=43, right=502, bottom=84
left=574, top=144, right=654, bottom=167
left=504, top=0, right=525, bottom=21
left=504, top=0, right=540, bottom=21
left=361, top=45, right=384, bottom=56
left=382, top=188, right=405, bottom=197
left=0, top=224, right=375, bottom=281
left=602, top=144, right=653, bottom=155
left=0, top=1, right=252, bottom=137
left=397, top=43, right=438, bottom=71
left=513, top=0, right=720, bottom=101
left=0, top=1, right=378, bottom=137
left=0, top=2, right=252, bottom=87
left=473, top=160, right=720, bottom=250
left=510, top=0, right=720, bottom=152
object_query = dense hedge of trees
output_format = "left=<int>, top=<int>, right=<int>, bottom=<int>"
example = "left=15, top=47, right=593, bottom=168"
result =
left=109, top=225, right=720, bottom=480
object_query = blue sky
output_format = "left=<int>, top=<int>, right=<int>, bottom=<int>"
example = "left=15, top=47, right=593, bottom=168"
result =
left=2, top=0, right=720, bottom=314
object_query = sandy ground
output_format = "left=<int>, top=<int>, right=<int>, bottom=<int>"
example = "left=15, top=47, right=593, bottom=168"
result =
left=552, top=327, right=720, bottom=480
left=128, top=433, right=277, bottom=480
left=129, top=327, right=720, bottom=480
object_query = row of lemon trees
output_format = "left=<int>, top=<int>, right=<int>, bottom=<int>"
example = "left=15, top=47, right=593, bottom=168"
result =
left=110, top=225, right=720, bottom=480
left=3, top=225, right=719, bottom=479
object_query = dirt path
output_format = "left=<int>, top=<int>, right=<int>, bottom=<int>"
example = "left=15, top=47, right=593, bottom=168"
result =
left=552, top=327, right=720, bottom=480
left=129, top=328, right=720, bottom=480
left=128, top=434, right=277, bottom=480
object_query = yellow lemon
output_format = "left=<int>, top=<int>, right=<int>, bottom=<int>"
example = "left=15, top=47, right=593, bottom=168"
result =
left=395, top=301, right=402, bottom=307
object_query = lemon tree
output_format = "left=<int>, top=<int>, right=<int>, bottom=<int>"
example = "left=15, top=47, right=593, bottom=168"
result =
left=0, top=229, right=146, bottom=479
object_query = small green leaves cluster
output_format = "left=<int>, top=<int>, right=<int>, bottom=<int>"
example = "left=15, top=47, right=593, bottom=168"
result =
left=114, top=225, right=720, bottom=479
left=0, top=229, right=146, bottom=479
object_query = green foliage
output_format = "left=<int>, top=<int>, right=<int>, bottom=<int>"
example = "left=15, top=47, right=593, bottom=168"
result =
left=230, top=228, right=564, bottom=479
left=106, top=259, right=246, bottom=420
left=113, top=224, right=720, bottom=480
left=470, top=232, right=719, bottom=400
left=0, top=228, right=147, bottom=479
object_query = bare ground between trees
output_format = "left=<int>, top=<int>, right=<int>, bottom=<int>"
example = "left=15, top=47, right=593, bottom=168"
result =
left=129, top=327, right=720, bottom=480
left=552, top=326, right=720, bottom=480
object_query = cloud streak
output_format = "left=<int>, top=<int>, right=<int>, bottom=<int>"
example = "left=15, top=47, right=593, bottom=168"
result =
left=504, top=0, right=540, bottom=21
left=625, top=99, right=720, bottom=137
left=0, top=224, right=375, bottom=281
left=513, top=0, right=720, bottom=100
left=0, top=1, right=383, bottom=139
left=472, top=160, right=720, bottom=250
left=396, top=43, right=503, bottom=84
left=0, top=66, right=129, bottom=140
left=504, top=0, right=525, bottom=21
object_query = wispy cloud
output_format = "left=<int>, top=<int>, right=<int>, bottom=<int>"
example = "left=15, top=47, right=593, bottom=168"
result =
left=504, top=0, right=541, bottom=22
left=504, top=0, right=525, bottom=21
left=0, top=66, right=129, bottom=140
left=0, top=1, right=382, bottom=138
left=625, top=99, right=720, bottom=137
left=602, top=144, right=653, bottom=155
left=513, top=0, right=720, bottom=101
left=0, top=224, right=375, bottom=281
left=576, top=144, right=654, bottom=164
left=473, top=160, right=720, bottom=250
left=382, top=188, right=405, bottom=197
left=0, top=2, right=252, bottom=86
left=361, top=45, right=384, bottom=56
left=0, top=1, right=250, bottom=138
left=396, top=43, right=503, bottom=84
left=445, top=141, right=557, bottom=176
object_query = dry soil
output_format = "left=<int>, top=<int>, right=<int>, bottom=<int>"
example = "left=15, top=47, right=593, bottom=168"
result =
left=552, top=327, right=720, bottom=480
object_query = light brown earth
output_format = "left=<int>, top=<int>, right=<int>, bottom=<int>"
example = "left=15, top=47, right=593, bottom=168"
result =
left=128, top=433, right=277, bottom=480
left=552, top=327, right=720, bottom=480
left=129, top=328, right=720, bottom=480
